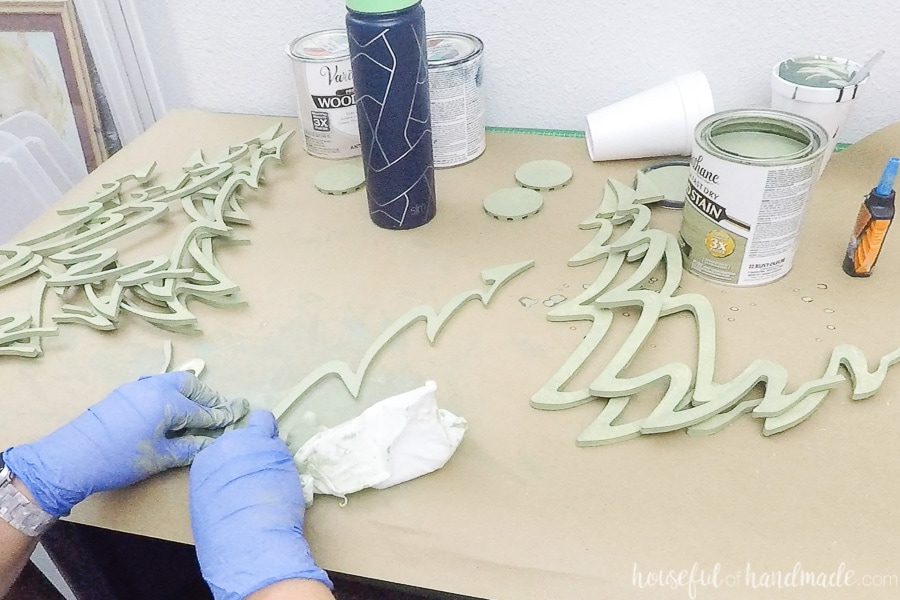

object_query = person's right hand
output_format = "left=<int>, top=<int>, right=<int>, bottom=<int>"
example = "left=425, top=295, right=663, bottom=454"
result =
left=189, top=409, right=332, bottom=600
left=4, top=371, right=248, bottom=519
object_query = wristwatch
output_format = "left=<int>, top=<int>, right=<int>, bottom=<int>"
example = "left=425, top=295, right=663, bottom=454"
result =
left=0, top=454, right=56, bottom=536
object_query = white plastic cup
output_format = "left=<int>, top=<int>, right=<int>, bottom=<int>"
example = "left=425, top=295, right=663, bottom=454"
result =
left=585, top=71, right=715, bottom=162
left=770, top=55, right=866, bottom=174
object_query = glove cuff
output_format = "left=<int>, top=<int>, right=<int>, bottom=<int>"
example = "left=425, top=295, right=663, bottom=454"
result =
left=2, top=447, right=79, bottom=519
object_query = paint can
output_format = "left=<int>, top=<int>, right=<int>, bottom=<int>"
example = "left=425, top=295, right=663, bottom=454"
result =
left=426, top=32, right=485, bottom=168
left=678, top=109, right=829, bottom=286
left=286, top=29, right=361, bottom=159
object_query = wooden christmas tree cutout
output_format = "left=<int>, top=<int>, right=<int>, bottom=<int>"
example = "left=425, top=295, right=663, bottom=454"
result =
left=0, top=126, right=292, bottom=358
left=532, top=171, right=900, bottom=444
left=273, top=260, right=535, bottom=423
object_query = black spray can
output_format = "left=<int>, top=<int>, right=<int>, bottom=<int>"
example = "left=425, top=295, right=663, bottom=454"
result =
left=346, top=0, right=436, bottom=229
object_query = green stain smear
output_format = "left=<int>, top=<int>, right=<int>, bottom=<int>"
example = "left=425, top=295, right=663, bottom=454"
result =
left=778, top=56, right=857, bottom=88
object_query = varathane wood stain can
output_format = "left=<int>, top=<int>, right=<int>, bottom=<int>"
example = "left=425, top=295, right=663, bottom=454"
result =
left=426, top=32, right=485, bottom=168
left=679, top=109, right=828, bottom=286
left=287, top=30, right=361, bottom=159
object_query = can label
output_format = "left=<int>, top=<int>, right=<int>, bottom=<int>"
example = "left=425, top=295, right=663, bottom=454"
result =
left=427, top=33, right=485, bottom=168
left=288, top=30, right=361, bottom=159
left=679, top=112, right=825, bottom=286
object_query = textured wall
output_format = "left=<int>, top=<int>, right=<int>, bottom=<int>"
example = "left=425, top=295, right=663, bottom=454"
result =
left=135, top=0, right=898, bottom=142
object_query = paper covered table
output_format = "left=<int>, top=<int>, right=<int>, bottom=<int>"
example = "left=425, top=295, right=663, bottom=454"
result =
left=2, top=110, right=899, bottom=600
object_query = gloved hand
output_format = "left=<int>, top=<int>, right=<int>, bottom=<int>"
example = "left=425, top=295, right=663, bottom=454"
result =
left=190, top=409, right=332, bottom=600
left=2, top=371, right=249, bottom=518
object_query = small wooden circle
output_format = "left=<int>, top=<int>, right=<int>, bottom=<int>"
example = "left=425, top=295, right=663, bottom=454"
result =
left=314, top=162, right=366, bottom=195
left=515, top=159, right=574, bottom=191
left=483, top=187, right=544, bottom=220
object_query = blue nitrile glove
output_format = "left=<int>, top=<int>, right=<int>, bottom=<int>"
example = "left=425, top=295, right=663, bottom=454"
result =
left=2, top=371, right=249, bottom=518
left=190, top=409, right=332, bottom=600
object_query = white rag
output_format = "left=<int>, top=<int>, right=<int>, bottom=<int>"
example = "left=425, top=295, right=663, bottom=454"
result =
left=293, top=381, right=467, bottom=505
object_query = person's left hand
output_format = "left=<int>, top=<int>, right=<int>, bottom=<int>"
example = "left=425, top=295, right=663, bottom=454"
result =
left=190, top=410, right=332, bottom=599
left=2, top=371, right=249, bottom=518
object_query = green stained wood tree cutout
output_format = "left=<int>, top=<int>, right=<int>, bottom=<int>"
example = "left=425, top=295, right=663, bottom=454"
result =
left=0, top=126, right=292, bottom=357
left=532, top=174, right=900, bottom=445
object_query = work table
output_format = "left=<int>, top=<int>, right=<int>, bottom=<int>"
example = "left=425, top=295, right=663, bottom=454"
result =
left=2, top=110, right=899, bottom=599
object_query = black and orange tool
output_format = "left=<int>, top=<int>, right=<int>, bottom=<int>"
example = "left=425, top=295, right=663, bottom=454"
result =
left=842, top=157, right=898, bottom=277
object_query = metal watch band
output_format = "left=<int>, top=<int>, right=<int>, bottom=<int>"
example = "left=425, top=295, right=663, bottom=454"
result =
left=0, top=465, right=56, bottom=537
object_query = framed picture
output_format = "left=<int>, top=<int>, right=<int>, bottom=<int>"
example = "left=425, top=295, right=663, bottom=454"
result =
left=74, top=0, right=165, bottom=147
left=0, top=0, right=106, bottom=170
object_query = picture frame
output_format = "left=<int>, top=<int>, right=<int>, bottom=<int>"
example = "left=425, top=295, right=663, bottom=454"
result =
left=0, top=0, right=106, bottom=170
left=73, top=0, right=165, bottom=147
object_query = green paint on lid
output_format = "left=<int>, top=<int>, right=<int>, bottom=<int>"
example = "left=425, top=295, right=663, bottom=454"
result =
left=711, top=131, right=808, bottom=160
left=346, top=0, right=419, bottom=13
left=638, top=162, right=690, bottom=209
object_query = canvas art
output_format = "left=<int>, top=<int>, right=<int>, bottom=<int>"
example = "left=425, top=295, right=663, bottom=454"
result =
left=0, top=1, right=104, bottom=170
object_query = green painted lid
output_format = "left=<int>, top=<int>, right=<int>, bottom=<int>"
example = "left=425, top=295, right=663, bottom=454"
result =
left=346, top=0, right=418, bottom=13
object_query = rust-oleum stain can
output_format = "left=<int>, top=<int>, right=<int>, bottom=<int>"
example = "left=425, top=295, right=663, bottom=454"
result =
left=679, top=109, right=829, bottom=286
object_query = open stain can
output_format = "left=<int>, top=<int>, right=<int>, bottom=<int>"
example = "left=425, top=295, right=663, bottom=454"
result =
left=286, top=29, right=361, bottom=159
left=426, top=32, right=485, bottom=168
left=679, top=109, right=828, bottom=286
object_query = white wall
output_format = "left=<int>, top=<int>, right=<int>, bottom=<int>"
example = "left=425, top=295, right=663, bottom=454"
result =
left=134, top=0, right=899, bottom=143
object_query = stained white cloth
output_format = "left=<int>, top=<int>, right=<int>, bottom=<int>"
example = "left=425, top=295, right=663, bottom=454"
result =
left=293, top=381, right=467, bottom=505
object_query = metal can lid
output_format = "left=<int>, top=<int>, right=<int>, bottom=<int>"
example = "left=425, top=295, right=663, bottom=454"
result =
left=426, top=32, right=483, bottom=68
left=695, top=109, right=829, bottom=166
left=287, top=29, right=350, bottom=61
